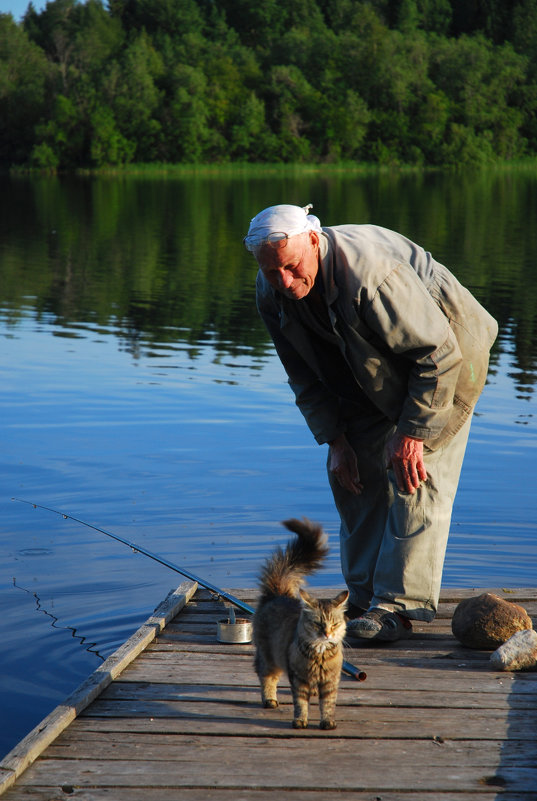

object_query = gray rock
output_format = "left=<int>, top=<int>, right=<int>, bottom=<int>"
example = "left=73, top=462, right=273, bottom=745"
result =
left=451, top=592, right=533, bottom=649
left=491, top=629, right=537, bottom=671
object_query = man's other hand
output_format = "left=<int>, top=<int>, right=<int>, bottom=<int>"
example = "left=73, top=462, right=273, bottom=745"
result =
left=329, top=433, right=363, bottom=495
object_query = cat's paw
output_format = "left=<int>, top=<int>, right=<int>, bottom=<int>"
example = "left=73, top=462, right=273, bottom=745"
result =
left=320, top=719, right=337, bottom=730
left=263, top=699, right=278, bottom=709
left=292, top=718, right=308, bottom=728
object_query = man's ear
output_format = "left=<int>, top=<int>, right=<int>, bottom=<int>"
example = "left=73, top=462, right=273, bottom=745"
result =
left=309, top=230, right=319, bottom=247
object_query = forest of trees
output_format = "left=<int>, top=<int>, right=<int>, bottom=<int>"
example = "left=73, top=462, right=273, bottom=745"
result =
left=2, top=0, right=537, bottom=169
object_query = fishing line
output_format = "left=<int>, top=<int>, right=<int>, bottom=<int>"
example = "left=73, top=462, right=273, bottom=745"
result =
left=12, top=497, right=367, bottom=681
left=12, top=578, right=105, bottom=661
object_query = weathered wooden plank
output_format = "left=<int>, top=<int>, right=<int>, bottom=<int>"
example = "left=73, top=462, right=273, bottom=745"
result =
left=157, top=622, right=522, bottom=644
left=161, top=621, right=461, bottom=636
left=83, top=696, right=537, bottom=723
left=2, top=789, right=529, bottom=801
left=17, top=761, right=528, bottom=794
left=96, top=684, right=537, bottom=710
left=163, top=622, right=453, bottom=639
left=144, top=646, right=502, bottom=674
left=14, top=741, right=536, bottom=792
left=102, top=673, right=537, bottom=698
left=143, top=645, right=508, bottom=675
left=155, top=634, right=480, bottom=655
left=68, top=708, right=534, bottom=740
left=120, top=669, right=484, bottom=694
left=154, top=630, right=512, bottom=657
left=44, top=733, right=535, bottom=767
left=115, top=649, right=502, bottom=685
left=0, top=581, right=198, bottom=797
left=439, top=587, right=535, bottom=601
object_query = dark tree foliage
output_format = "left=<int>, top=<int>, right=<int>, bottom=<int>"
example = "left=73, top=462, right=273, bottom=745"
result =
left=0, top=0, right=536, bottom=168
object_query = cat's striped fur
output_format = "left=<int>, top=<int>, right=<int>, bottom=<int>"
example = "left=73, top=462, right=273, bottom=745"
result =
left=253, top=518, right=348, bottom=730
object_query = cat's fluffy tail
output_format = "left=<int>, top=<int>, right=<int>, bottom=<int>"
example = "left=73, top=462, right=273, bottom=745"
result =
left=258, top=518, right=329, bottom=601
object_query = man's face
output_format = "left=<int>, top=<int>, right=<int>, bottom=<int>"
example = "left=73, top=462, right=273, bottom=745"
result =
left=256, top=231, right=319, bottom=300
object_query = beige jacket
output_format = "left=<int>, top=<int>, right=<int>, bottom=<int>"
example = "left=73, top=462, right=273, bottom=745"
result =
left=257, top=224, right=498, bottom=450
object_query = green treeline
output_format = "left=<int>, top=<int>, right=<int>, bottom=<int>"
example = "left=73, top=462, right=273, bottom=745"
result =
left=2, top=0, right=537, bottom=169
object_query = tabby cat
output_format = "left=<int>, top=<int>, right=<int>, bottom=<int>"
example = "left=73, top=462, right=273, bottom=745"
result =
left=253, top=517, right=349, bottom=730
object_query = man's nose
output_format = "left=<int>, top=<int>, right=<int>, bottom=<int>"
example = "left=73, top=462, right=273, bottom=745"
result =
left=278, top=269, right=293, bottom=289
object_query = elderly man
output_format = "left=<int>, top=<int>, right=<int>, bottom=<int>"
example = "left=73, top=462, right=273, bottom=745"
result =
left=245, top=204, right=498, bottom=642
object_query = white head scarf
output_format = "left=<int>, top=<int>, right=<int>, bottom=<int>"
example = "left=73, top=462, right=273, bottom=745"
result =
left=243, top=204, right=322, bottom=252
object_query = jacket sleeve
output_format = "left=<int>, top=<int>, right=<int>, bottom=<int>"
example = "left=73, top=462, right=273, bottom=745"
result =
left=364, top=261, right=463, bottom=440
left=256, top=276, right=343, bottom=444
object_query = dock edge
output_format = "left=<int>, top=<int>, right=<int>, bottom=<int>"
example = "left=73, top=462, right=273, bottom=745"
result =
left=0, top=579, right=198, bottom=796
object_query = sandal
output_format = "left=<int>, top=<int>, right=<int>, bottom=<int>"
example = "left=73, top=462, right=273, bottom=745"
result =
left=347, top=607, right=413, bottom=642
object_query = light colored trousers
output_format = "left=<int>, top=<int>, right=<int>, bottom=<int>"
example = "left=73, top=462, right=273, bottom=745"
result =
left=328, top=414, right=473, bottom=622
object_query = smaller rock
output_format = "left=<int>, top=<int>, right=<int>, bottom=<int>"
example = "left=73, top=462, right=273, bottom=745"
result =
left=491, top=629, right=537, bottom=671
left=451, top=592, right=532, bottom=649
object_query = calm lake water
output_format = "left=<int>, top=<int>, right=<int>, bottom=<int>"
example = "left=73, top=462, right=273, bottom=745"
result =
left=1, top=168, right=536, bottom=757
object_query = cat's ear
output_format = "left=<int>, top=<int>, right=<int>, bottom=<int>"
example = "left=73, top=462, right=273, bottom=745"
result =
left=298, top=588, right=316, bottom=607
left=332, top=590, right=349, bottom=609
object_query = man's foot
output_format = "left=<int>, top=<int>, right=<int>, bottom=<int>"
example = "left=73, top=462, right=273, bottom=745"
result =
left=345, top=601, right=368, bottom=621
left=346, top=607, right=413, bottom=642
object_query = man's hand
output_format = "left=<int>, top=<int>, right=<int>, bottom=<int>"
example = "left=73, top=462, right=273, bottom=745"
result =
left=386, top=432, right=427, bottom=494
left=329, top=433, right=363, bottom=495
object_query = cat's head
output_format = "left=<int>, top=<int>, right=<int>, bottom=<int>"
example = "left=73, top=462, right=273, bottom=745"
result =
left=298, top=589, right=349, bottom=650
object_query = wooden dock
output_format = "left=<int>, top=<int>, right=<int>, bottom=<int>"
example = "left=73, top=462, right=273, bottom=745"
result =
left=1, top=582, right=536, bottom=799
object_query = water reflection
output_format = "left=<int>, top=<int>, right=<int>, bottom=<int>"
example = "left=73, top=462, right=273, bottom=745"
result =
left=2, top=169, right=537, bottom=393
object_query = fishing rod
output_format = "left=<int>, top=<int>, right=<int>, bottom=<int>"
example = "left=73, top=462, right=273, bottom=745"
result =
left=12, top=498, right=367, bottom=681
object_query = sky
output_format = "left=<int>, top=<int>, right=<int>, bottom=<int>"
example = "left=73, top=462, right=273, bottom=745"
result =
left=1, top=1, right=48, bottom=20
